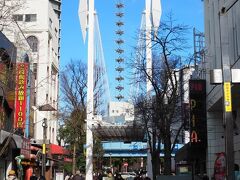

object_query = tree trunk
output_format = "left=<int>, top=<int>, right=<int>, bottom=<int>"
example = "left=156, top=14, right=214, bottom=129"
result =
left=151, top=129, right=161, bottom=180
left=152, top=150, right=161, bottom=179
left=72, top=142, right=76, bottom=175
left=164, top=129, right=172, bottom=175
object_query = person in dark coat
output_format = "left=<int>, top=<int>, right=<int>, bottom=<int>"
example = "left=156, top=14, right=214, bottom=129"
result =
left=72, top=170, right=84, bottom=180
left=114, top=173, right=123, bottom=180
left=38, top=176, right=46, bottom=180
left=30, top=173, right=38, bottom=180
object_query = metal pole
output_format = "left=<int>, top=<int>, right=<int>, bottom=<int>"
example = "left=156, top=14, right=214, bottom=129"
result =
left=25, top=62, right=31, bottom=138
left=145, top=0, right=153, bottom=178
left=86, top=0, right=94, bottom=179
left=42, top=118, right=47, bottom=177
left=219, top=8, right=234, bottom=180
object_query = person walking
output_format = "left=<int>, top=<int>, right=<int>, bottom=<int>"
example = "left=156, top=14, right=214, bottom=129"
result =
left=7, top=170, right=18, bottom=180
left=72, top=170, right=84, bottom=180
left=30, top=173, right=38, bottom=180
left=65, top=174, right=71, bottom=180
left=38, top=176, right=46, bottom=180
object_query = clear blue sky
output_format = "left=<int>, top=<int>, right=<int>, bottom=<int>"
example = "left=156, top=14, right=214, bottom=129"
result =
left=60, top=0, right=204, bottom=100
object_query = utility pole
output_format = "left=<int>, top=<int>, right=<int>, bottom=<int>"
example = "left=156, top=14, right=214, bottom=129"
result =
left=42, top=118, right=47, bottom=177
left=219, top=5, right=234, bottom=180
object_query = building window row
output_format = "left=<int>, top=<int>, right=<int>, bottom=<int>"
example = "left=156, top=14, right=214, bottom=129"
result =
left=13, top=14, right=37, bottom=22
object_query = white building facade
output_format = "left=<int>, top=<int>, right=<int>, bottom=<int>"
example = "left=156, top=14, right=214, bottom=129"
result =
left=108, top=101, right=134, bottom=122
left=3, top=0, right=61, bottom=144
left=204, top=0, right=240, bottom=177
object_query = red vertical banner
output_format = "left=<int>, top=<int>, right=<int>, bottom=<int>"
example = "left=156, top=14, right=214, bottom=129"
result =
left=14, top=63, right=28, bottom=129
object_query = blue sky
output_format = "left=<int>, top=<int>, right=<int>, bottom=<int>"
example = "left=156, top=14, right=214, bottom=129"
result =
left=60, top=0, right=204, bottom=100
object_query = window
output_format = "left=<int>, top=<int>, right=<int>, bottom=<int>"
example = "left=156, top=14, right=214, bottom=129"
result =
left=27, top=36, right=38, bottom=52
left=25, top=14, right=37, bottom=22
left=52, top=128, right=55, bottom=143
left=12, top=14, right=23, bottom=21
left=49, top=18, right=52, bottom=28
left=34, top=92, right=36, bottom=106
left=33, top=63, right=37, bottom=80
left=55, top=28, right=58, bottom=35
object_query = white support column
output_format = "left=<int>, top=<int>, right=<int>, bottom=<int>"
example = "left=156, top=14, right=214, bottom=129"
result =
left=146, top=0, right=153, bottom=95
left=86, top=0, right=94, bottom=179
left=145, top=0, right=153, bottom=179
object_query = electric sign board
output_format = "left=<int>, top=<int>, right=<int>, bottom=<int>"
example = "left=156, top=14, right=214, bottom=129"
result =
left=189, top=80, right=207, bottom=147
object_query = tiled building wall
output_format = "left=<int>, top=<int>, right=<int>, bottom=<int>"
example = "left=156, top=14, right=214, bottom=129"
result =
left=234, top=109, right=240, bottom=167
left=206, top=112, right=224, bottom=177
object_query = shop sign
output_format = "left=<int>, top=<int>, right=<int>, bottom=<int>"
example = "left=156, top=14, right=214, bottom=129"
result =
left=189, top=80, right=207, bottom=147
left=20, top=138, right=31, bottom=159
left=21, top=161, right=36, bottom=166
left=14, top=63, right=28, bottom=129
left=223, top=82, right=232, bottom=112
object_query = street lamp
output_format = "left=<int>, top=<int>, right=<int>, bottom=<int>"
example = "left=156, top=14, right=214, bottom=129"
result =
left=41, top=118, right=47, bottom=177
left=38, top=104, right=56, bottom=177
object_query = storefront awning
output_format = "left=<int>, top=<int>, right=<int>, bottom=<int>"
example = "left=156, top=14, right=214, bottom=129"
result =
left=92, top=124, right=146, bottom=142
left=50, top=144, right=69, bottom=155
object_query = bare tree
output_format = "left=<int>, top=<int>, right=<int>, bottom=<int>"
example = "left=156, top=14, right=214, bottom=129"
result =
left=131, top=14, right=190, bottom=178
left=58, top=60, right=87, bottom=174
left=58, top=60, right=105, bottom=174
left=0, top=0, right=25, bottom=32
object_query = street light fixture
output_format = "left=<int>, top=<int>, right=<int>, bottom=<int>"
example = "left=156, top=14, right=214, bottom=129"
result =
left=38, top=104, right=56, bottom=177
left=41, top=118, right=47, bottom=177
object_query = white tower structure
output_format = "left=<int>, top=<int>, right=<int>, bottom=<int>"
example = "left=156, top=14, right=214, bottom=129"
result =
left=79, top=0, right=94, bottom=179
left=144, top=0, right=162, bottom=179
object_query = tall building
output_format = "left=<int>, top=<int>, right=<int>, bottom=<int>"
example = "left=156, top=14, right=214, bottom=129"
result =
left=204, top=0, right=240, bottom=178
left=4, top=0, right=61, bottom=144
left=1, top=0, right=63, bottom=178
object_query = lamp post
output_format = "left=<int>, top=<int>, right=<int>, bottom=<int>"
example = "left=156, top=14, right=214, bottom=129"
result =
left=38, top=104, right=56, bottom=177
left=41, top=118, right=47, bottom=177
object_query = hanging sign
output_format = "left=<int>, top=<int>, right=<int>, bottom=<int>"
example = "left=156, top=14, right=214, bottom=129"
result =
left=14, top=63, right=28, bottom=129
left=21, top=138, right=31, bottom=159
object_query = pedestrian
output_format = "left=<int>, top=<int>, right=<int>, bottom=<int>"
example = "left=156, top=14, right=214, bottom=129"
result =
left=72, top=170, right=84, bottom=180
left=65, top=174, right=71, bottom=180
left=30, top=173, right=38, bottom=180
left=114, top=172, right=123, bottom=180
left=38, top=176, right=46, bottom=180
left=107, top=171, right=114, bottom=180
left=202, top=174, right=209, bottom=180
left=7, top=170, right=18, bottom=180
left=144, top=177, right=151, bottom=180
left=97, top=172, right=103, bottom=180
